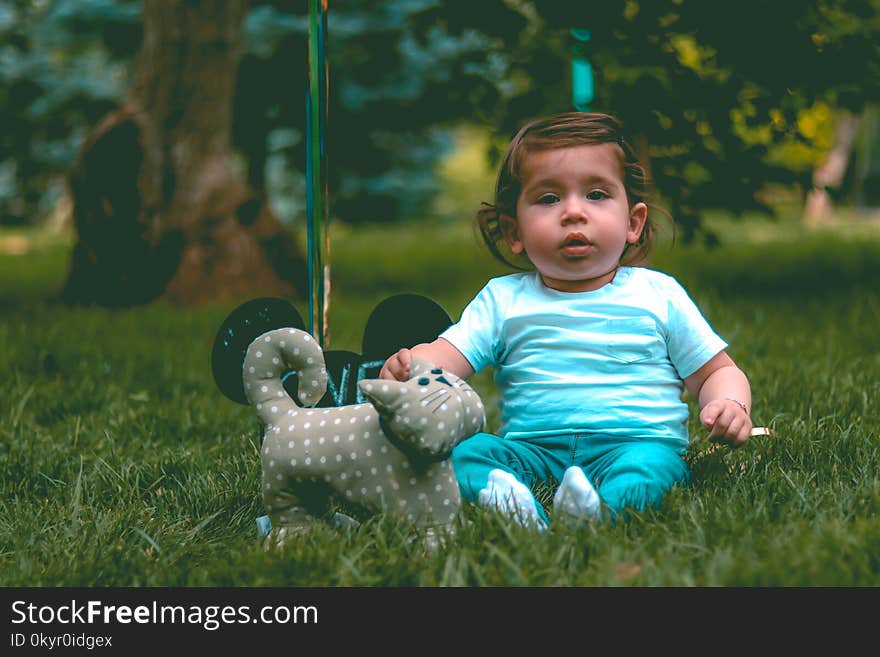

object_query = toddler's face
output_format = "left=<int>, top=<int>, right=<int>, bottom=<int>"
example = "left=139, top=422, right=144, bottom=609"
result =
left=502, top=143, right=646, bottom=293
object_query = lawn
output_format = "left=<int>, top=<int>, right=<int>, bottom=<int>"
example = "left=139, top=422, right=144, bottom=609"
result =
left=1, top=210, right=879, bottom=586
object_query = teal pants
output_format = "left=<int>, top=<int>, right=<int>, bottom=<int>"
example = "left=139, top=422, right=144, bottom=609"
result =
left=451, top=432, right=690, bottom=523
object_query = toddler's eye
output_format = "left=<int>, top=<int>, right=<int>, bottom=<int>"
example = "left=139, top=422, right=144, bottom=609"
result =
left=586, top=190, right=608, bottom=200
left=537, top=194, right=559, bottom=204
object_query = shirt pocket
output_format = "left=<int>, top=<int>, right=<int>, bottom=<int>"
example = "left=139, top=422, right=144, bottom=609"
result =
left=602, top=317, right=660, bottom=364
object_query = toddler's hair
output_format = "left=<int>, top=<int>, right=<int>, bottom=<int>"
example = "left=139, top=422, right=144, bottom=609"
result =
left=477, top=112, right=658, bottom=269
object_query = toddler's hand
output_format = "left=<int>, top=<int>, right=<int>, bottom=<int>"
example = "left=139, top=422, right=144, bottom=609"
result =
left=379, top=348, right=412, bottom=381
left=700, top=399, right=752, bottom=448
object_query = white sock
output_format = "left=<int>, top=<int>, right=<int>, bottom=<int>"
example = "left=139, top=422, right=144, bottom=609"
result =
left=553, top=466, right=601, bottom=526
left=477, top=469, right=548, bottom=530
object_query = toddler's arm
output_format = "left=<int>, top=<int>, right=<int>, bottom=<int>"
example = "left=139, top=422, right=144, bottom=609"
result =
left=380, top=338, right=474, bottom=382
left=684, top=351, right=753, bottom=448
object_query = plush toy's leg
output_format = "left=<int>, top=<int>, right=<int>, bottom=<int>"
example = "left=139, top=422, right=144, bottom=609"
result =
left=261, top=469, right=335, bottom=547
left=263, top=488, right=315, bottom=529
left=552, top=466, right=602, bottom=527
left=259, top=510, right=360, bottom=544
left=262, top=482, right=316, bottom=541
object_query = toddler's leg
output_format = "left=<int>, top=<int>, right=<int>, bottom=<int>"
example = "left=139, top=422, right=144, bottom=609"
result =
left=590, top=442, right=689, bottom=518
left=552, top=466, right=601, bottom=527
left=451, top=433, right=550, bottom=529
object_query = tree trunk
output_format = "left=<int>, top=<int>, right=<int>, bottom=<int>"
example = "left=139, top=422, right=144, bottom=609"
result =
left=62, top=0, right=306, bottom=307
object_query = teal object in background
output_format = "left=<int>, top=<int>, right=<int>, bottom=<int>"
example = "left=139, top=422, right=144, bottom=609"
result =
left=256, top=515, right=272, bottom=538
left=572, top=59, right=594, bottom=111
left=571, top=28, right=594, bottom=111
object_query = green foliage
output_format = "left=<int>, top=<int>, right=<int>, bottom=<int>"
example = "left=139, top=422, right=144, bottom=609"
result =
left=0, top=0, right=136, bottom=225
left=406, top=0, right=880, bottom=240
left=1, top=0, right=506, bottom=227
left=3, top=0, right=880, bottom=237
left=238, top=0, right=506, bottom=224
left=2, top=216, right=880, bottom=586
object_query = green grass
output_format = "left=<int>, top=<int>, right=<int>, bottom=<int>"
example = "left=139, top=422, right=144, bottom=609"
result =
left=1, top=212, right=880, bottom=586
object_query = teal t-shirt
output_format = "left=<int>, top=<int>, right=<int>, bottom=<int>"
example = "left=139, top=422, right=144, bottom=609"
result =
left=440, top=267, right=727, bottom=451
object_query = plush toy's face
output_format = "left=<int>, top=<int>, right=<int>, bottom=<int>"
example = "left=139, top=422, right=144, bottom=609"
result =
left=358, top=358, right=486, bottom=461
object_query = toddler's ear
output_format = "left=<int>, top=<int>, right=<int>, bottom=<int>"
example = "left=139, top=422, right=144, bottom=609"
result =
left=500, top=214, right=524, bottom=254
left=627, top=202, right=648, bottom=243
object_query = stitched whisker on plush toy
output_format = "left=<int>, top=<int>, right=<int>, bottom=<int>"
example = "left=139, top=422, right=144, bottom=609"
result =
left=422, top=392, right=453, bottom=413
left=242, top=327, right=486, bottom=546
left=431, top=401, right=454, bottom=416
left=419, top=389, right=447, bottom=407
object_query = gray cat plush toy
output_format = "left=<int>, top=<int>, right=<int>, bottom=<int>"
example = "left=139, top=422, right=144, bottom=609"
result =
left=243, top=327, right=485, bottom=544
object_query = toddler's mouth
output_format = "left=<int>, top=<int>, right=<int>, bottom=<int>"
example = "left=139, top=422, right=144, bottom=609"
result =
left=561, top=233, right=593, bottom=255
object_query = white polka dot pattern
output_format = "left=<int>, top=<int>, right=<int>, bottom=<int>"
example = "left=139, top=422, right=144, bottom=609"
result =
left=243, top=328, right=485, bottom=539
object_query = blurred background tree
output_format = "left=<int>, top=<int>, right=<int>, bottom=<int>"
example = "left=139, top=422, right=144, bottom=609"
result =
left=1, top=0, right=878, bottom=305
left=62, top=0, right=312, bottom=306
left=407, top=0, right=880, bottom=240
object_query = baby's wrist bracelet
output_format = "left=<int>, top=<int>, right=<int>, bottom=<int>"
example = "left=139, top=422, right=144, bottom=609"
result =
left=725, top=397, right=749, bottom=414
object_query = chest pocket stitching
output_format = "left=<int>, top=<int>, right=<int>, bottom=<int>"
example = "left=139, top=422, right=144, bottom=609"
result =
left=602, top=317, right=659, bottom=364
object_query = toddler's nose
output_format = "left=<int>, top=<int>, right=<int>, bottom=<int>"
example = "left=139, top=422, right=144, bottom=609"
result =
left=561, top=198, right=588, bottom=223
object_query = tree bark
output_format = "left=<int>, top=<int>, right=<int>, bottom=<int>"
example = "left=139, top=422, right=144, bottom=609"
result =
left=62, top=0, right=306, bottom=307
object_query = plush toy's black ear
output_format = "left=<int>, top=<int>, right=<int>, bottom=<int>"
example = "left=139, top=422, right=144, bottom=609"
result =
left=361, top=294, right=452, bottom=361
left=211, top=297, right=306, bottom=404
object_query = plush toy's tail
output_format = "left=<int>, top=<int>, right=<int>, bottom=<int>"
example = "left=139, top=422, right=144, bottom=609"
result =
left=242, top=328, right=328, bottom=426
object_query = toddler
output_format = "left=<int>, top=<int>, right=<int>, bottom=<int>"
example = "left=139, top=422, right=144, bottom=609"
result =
left=381, top=112, right=752, bottom=528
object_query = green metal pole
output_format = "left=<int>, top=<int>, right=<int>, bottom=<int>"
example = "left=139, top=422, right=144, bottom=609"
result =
left=306, top=0, right=330, bottom=347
